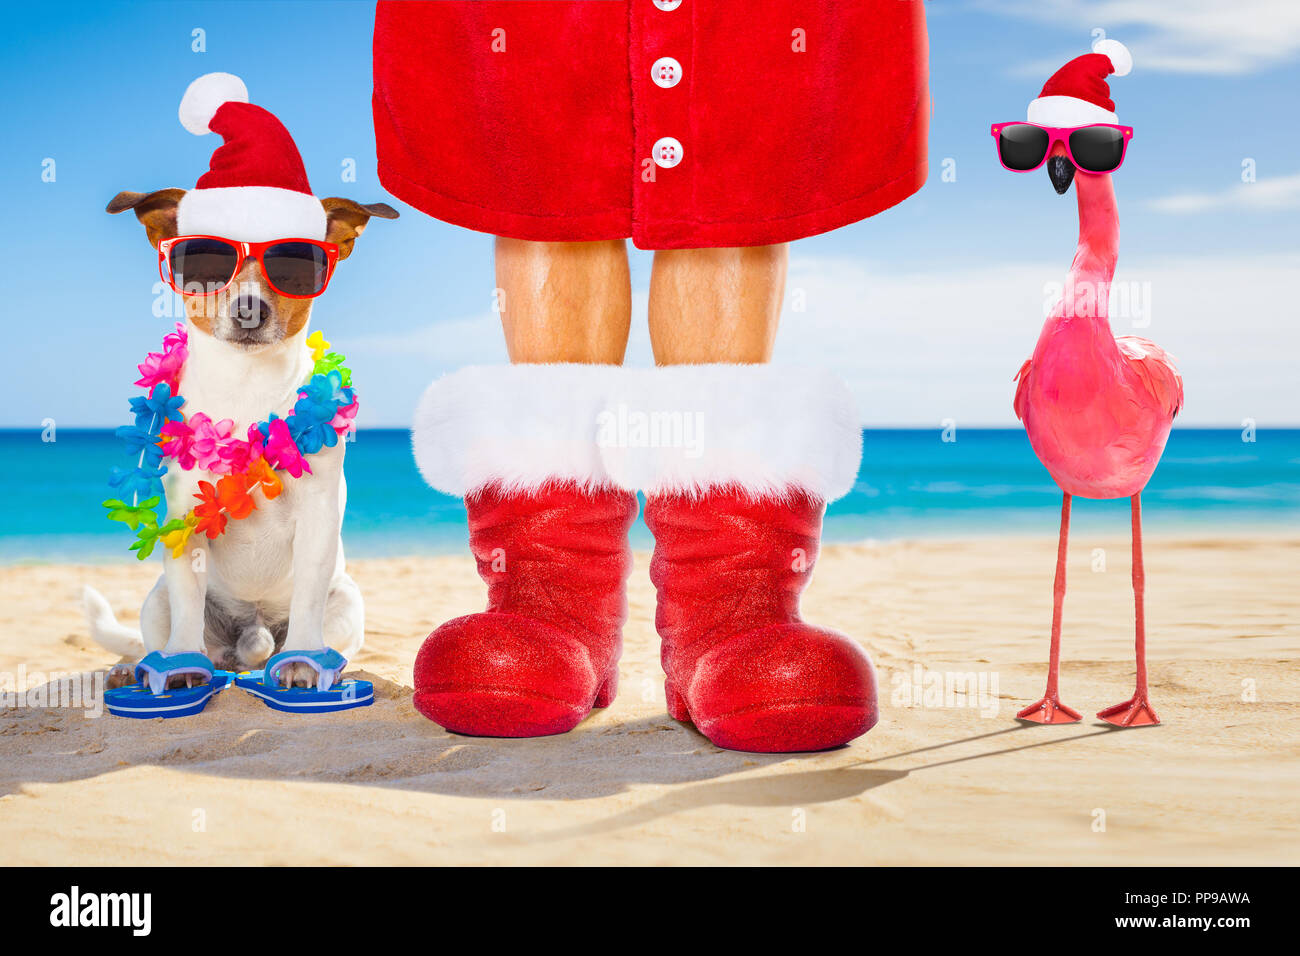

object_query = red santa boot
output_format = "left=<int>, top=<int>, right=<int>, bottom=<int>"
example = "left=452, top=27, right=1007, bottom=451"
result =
left=411, top=365, right=636, bottom=737
left=622, top=365, right=875, bottom=753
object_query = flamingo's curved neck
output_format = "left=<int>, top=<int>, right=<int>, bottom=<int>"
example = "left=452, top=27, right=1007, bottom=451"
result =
left=1061, top=171, right=1119, bottom=327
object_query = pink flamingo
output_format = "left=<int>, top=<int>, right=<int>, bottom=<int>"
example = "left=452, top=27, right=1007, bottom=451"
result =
left=1000, top=41, right=1184, bottom=726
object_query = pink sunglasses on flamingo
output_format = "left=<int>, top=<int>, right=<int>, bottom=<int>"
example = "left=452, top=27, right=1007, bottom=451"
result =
left=991, top=122, right=1133, bottom=173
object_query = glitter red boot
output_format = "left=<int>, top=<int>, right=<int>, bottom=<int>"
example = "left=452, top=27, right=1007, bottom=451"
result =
left=627, top=364, right=876, bottom=753
left=413, top=482, right=636, bottom=737
left=645, top=490, right=876, bottom=752
left=410, top=364, right=636, bottom=737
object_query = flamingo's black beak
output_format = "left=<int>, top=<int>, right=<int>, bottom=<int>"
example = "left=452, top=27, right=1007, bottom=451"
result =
left=1048, top=155, right=1076, bottom=195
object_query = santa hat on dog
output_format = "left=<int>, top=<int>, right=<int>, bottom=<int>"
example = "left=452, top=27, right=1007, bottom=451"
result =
left=175, top=72, right=326, bottom=241
left=1027, top=39, right=1133, bottom=127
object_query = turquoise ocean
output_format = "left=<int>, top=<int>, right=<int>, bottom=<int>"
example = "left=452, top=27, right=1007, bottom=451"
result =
left=2, top=428, right=1297, bottom=564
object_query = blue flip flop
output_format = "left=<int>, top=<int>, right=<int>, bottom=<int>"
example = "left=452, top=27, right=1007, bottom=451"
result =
left=104, top=651, right=231, bottom=719
left=233, top=648, right=373, bottom=714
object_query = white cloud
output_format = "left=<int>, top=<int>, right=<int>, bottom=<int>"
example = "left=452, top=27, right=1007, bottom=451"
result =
left=977, top=0, right=1300, bottom=74
left=349, top=252, right=1300, bottom=428
left=350, top=310, right=508, bottom=367
left=1146, top=172, right=1300, bottom=214
left=775, top=251, right=1300, bottom=427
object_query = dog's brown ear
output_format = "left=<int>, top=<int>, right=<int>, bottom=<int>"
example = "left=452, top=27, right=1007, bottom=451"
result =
left=321, top=198, right=399, bottom=261
left=107, top=189, right=187, bottom=249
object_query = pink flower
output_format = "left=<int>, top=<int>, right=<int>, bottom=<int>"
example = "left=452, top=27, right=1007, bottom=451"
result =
left=161, top=323, right=188, bottom=352
left=189, top=414, right=235, bottom=473
left=218, top=425, right=267, bottom=475
left=136, top=323, right=189, bottom=394
left=331, top=397, right=359, bottom=438
left=160, top=413, right=233, bottom=473
left=158, top=418, right=194, bottom=468
left=263, top=418, right=311, bottom=478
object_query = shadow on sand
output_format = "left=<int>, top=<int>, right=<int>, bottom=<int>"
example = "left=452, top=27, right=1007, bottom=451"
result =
left=3, top=671, right=1118, bottom=838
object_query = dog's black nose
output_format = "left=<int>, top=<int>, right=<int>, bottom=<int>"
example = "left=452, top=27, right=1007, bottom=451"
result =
left=231, top=294, right=273, bottom=330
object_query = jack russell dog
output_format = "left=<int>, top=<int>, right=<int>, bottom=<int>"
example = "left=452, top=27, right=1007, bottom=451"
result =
left=84, top=72, right=397, bottom=690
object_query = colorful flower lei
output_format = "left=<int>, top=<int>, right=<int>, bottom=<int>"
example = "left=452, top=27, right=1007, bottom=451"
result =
left=105, top=327, right=357, bottom=559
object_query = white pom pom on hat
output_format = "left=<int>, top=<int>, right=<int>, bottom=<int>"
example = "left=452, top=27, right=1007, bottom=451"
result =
left=178, top=72, right=249, bottom=135
left=1092, top=38, right=1133, bottom=77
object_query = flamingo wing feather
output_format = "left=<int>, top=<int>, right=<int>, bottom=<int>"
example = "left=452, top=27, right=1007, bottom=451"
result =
left=1012, top=358, right=1032, bottom=422
left=1115, top=336, right=1184, bottom=419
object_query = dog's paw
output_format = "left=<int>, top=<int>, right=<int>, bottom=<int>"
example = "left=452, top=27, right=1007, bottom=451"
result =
left=166, top=673, right=206, bottom=689
left=276, top=661, right=325, bottom=689
left=106, top=664, right=205, bottom=690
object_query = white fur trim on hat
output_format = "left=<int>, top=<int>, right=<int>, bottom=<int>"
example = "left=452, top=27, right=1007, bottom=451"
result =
left=176, top=186, right=327, bottom=242
left=410, top=364, right=864, bottom=502
left=412, top=364, right=628, bottom=496
left=1092, top=39, right=1133, bottom=77
left=606, top=365, right=863, bottom=502
left=179, top=72, right=249, bottom=135
left=1026, top=95, right=1119, bottom=127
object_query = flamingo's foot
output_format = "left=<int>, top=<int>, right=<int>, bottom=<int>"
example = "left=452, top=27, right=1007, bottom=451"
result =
left=1016, top=695, right=1082, bottom=724
left=1096, top=695, right=1160, bottom=727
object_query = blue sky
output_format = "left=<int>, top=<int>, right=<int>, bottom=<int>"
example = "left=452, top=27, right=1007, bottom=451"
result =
left=3, top=0, right=1298, bottom=427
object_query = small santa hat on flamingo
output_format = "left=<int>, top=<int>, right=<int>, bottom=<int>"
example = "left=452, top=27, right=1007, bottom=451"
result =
left=174, top=72, right=327, bottom=242
left=1028, top=39, right=1133, bottom=127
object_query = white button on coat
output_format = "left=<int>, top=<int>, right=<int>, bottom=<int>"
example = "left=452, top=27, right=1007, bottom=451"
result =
left=652, top=136, right=683, bottom=168
left=651, top=56, right=682, bottom=89
left=653, top=0, right=682, bottom=10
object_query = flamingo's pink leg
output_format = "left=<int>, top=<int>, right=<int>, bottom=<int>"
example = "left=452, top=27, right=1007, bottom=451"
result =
left=1098, top=494, right=1161, bottom=726
left=1018, top=493, right=1082, bottom=724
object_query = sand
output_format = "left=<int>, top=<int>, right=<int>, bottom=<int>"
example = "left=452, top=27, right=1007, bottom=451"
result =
left=1, top=533, right=1297, bottom=866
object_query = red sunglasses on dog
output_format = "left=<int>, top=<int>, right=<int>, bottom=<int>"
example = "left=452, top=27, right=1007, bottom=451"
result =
left=159, top=235, right=340, bottom=299
left=991, top=122, right=1133, bottom=174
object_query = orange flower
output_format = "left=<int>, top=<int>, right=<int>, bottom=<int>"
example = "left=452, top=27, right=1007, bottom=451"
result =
left=246, top=456, right=283, bottom=501
left=192, top=480, right=228, bottom=539
left=216, top=473, right=257, bottom=520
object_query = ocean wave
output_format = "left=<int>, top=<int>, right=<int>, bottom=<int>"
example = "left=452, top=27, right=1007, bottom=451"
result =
left=1163, top=455, right=1259, bottom=465
left=1156, top=484, right=1300, bottom=503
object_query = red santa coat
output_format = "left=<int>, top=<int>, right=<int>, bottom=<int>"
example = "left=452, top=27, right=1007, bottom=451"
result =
left=373, top=0, right=928, bottom=250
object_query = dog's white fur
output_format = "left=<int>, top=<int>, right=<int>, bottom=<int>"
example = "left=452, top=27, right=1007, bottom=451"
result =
left=86, top=320, right=363, bottom=686
left=412, top=363, right=862, bottom=502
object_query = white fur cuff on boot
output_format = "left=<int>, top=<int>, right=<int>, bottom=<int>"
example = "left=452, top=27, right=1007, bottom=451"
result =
left=411, top=363, right=863, bottom=502
left=602, top=364, right=862, bottom=502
